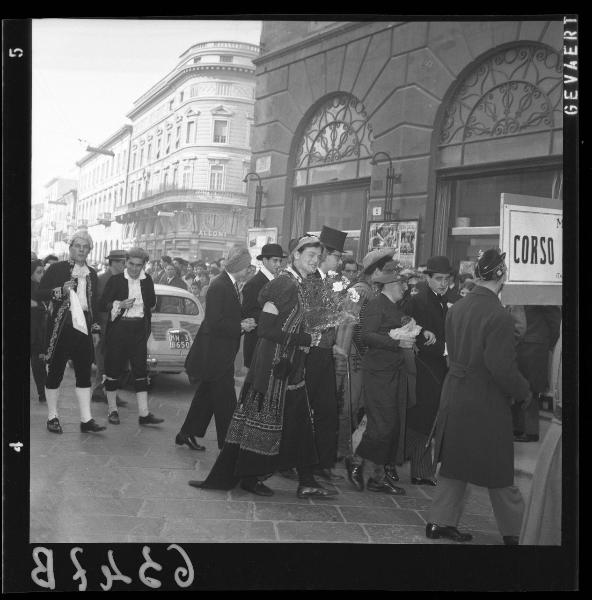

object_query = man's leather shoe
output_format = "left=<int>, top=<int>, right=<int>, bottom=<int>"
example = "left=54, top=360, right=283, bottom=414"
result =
left=384, top=464, right=399, bottom=482
left=411, top=477, right=437, bottom=486
left=503, top=535, right=520, bottom=545
left=108, top=411, right=120, bottom=425
left=175, top=433, right=206, bottom=451
left=367, top=477, right=406, bottom=495
left=297, top=485, right=339, bottom=499
left=345, top=457, right=364, bottom=491
left=514, top=433, right=539, bottom=442
left=279, top=467, right=299, bottom=481
left=240, top=479, right=274, bottom=497
left=425, top=523, right=473, bottom=542
left=80, top=419, right=106, bottom=433
left=314, top=467, right=345, bottom=482
left=47, top=418, right=63, bottom=434
left=139, top=413, right=164, bottom=426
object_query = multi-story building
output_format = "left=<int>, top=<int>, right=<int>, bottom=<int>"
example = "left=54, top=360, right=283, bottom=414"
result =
left=37, top=177, right=78, bottom=259
left=113, top=40, right=260, bottom=263
left=76, top=125, right=131, bottom=265
left=249, top=20, right=563, bottom=268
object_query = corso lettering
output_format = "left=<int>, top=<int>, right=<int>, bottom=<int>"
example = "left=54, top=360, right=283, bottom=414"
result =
left=513, top=235, right=555, bottom=265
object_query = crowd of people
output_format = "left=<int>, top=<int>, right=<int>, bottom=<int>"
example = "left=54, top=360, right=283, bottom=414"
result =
left=30, top=226, right=561, bottom=545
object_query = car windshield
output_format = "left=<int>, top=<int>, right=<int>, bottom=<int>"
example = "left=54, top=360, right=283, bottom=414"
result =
left=154, top=294, right=200, bottom=316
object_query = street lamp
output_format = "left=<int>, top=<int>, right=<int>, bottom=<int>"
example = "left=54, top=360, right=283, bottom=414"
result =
left=369, top=151, right=401, bottom=220
left=243, top=172, right=264, bottom=227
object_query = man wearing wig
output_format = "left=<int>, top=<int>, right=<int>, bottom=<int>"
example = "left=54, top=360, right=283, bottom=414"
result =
left=38, top=230, right=107, bottom=434
left=99, top=247, right=163, bottom=426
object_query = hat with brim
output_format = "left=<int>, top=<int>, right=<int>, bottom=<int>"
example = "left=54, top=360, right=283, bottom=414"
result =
left=106, top=249, right=128, bottom=261
left=320, top=225, right=347, bottom=253
left=362, top=247, right=396, bottom=273
left=292, top=235, right=321, bottom=254
left=425, top=255, right=454, bottom=275
left=373, top=261, right=405, bottom=284
left=257, top=243, right=288, bottom=260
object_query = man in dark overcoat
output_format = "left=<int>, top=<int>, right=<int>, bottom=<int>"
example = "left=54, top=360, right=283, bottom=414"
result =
left=99, top=247, right=163, bottom=426
left=426, top=250, right=531, bottom=545
left=403, top=255, right=457, bottom=485
left=176, top=247, right=256, bottom=451
left=241, top=243, right=287, bottom=369
left=38, top=230, right=107, bottom=434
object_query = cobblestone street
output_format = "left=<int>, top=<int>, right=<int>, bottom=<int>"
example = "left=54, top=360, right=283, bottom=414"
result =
left=29, top=367, right=534, bottom=545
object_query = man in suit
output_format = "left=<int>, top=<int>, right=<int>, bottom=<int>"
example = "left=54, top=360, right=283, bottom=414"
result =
left=241, top=243, right=287, bottom=369
left=426, top=250, right=531, bottom=544
left=91, top=249, right=128, bottom=404
left=161, top=263, right=187, bottom=289
left=403, top=255, right=457, bottom=486
left=38, top=230, right=107, bottom=434
left=99, top=247, right=163, bottom=426
left=175, top=246, right=256, bottom=451
left=304, top=225, right=348, bottom=483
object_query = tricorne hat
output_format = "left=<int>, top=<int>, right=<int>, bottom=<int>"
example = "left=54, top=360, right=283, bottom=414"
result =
left=372, top=260, right=405, bottom=284
left=362, top=247, right=396, bottom=273
left=106, top=249, right=128, bottom=261
left=257, top=243, right=288, bottom=260
left=319, top=225, right=347, bottom=253
left=425, top=255, right=454, bottom=275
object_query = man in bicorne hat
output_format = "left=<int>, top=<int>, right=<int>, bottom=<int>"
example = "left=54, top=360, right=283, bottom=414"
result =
left=426, top=249, right=531, bottom=545
left=241, top=243, right=288, bottom=370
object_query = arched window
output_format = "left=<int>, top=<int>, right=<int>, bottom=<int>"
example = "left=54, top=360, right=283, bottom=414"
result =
left=293, top=93, right=373, bottom=186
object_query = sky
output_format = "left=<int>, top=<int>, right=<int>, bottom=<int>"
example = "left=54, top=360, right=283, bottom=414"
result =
left=32, top=18, right=262, bottom=206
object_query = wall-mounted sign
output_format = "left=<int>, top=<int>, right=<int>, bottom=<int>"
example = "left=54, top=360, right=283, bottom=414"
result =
left=501, top=204, right=562, bottom=285
left=367, top=219, right=418, bottom=267
left=255, top=155, right=271, bottom=174
left=247, top=227, right=278, bottom=265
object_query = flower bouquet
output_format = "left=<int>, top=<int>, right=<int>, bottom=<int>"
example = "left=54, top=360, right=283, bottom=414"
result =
left=300, top=270, right=360, bottom=335
left=389, top=315, right=422, bottom=348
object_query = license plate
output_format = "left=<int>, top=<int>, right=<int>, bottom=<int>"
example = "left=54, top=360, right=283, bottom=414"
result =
left=168, top=330, right=191, bottom=349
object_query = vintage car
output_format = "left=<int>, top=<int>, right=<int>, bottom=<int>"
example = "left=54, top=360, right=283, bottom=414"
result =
left=146, top=283, right=205, bottom=379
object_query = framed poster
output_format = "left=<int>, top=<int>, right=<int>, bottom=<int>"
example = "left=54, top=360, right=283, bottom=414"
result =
left=247, top=227, right=278, bottom=265
left=367, top=219, right=418, bottom=267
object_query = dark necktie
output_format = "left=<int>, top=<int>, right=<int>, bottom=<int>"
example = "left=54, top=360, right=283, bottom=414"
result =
left=438, top=295, right=448, bottom=317
left=234, top=281, right=241, bottom=302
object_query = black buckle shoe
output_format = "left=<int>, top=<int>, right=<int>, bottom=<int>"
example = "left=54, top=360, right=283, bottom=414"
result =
left=139, top=413, right=164, bottom=426
left=108, top=411, right=120, bottom=425
left=425, top=523, right=473, bottom=542
left=240, top=479, right=274, bottom=497
left=384, top=464, right=399, bottom=482
left=411, top=477, right=437, bottom=486
left=297, top=484, right=339, bottom=499
left=80, top=419, right=106, bottom=433
left=367, top=477, right=406, bottom=495
left=175, top=433, right=206, bottom=451
left=47, top=418, right=63, bottom=434
left=345, top=457, right=364, bottom=491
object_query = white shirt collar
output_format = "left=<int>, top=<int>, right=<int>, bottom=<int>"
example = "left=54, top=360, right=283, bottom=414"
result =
left=260, top=265, right=275, bottom=281
left=124, top=268, right=146, bottom=281
left=226, top=271, right=237, bottom=286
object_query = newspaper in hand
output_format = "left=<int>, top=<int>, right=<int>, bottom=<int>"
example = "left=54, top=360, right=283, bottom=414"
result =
left=389, top=316, right=422, bottom=348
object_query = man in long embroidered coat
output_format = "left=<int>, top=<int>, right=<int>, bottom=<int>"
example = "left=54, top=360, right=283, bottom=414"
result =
left=190, top=235, right=338, bottom=500
left=38, top=230, right=107, bottom=434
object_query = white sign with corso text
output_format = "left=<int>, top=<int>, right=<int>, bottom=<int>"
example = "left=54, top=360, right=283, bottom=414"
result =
left=501, top=204, right=562, bottom=285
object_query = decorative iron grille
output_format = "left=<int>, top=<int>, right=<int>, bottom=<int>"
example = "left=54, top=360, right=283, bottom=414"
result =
left=440, top=44, right=562, bottom=145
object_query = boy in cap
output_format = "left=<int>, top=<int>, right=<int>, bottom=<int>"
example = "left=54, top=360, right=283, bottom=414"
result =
left=426, top=249, right=531, bottom=544
left=38, top=230, right=107, bottom=434
left=176, top=246, right=256, bottom=451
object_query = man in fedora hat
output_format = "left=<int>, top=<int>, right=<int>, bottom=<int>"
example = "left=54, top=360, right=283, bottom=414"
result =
left=426, top=250, right=531, bottom=544
left=400, top=255, right=457, bottom=486
left=241, top=243, right=288, bottom=369
left=304, top=225, right=348, bottom=483
left=92, top=249, right=128, bottom=405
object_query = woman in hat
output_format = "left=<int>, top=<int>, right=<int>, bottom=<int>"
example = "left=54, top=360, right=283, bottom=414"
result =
left=99, top=247, right=163, bottom=426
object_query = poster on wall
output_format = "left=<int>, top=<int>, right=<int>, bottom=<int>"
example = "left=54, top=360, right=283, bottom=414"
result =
left=247, top=227, right=278, bottom=265
left=367, top=220, right=418, bottom=267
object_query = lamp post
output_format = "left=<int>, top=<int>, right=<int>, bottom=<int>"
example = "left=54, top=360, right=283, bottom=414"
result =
left=243, top=172, right=264, bottom=227
left=369, top=151, right=401, bottom=221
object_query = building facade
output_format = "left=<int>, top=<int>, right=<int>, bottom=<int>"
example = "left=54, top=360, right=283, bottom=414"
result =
left=249, top=20, right=563, bottom=267
left=113, top=40, right=260, bottom=263
left=76, top=126, right=131, bottom=265
left=37, top=177, right=78, bottom=259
